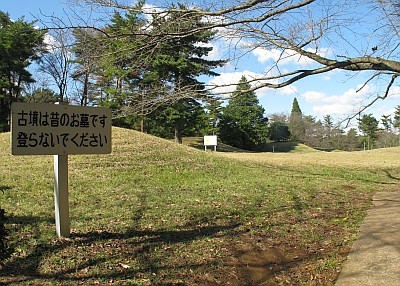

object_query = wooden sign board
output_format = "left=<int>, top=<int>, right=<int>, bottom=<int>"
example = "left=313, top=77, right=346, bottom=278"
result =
left=11, top=102, right=112, bottom=155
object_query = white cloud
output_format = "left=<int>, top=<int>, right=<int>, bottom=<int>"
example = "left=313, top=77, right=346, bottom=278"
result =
left=388, top=86, right=400, bottom=98
left=312, top=104, right=358, bottom=115
left=302, top=91, right=326, bottom=103
left=252, top=47, right=333, bottom=66
left=196, top=41, right=223, bottom=61
left=207, top=70, right=273, bottom=98
left=301, top=84, right=372, bottom=116
left=141, top=3, right=165, bottom=16
left=279, top=85, right=298, bottom=95
left=43, top=33, right=59, bottom=52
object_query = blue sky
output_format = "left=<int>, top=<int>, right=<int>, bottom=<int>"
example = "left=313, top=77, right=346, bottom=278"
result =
left=3, top=0, right=400, bottom=129
left=1, top=0, right=66, bottom=20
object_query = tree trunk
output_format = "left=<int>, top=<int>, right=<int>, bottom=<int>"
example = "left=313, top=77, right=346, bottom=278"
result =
left=81, top=71, right=89, bottom=106
left=175, top=124, right=183, bottom=144
left=141, top=119, right=145, bottom=133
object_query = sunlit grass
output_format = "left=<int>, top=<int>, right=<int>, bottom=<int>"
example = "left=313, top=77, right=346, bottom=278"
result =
left=1, top=127, right=399, bottom=285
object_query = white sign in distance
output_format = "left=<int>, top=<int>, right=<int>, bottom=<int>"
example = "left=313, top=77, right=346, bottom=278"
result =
left=11, top=102, right=112, bottom=155
left=204, top=135, right=217, bottom=146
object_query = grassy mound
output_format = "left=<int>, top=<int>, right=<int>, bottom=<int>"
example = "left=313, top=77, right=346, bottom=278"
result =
left=0, top=127, right=399, bottom=285
left=183, top=137, right=320, bottom=153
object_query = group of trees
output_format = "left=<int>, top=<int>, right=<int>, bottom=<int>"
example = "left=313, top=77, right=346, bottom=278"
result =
left=2, top=0, right=400, bottom=150
left=268, top=100, right=400, bottom=151
left=0, top=3, right=225, bottom=139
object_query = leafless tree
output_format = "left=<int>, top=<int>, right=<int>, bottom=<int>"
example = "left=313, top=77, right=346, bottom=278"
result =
left=102, top=4, right=398, bottom=94
left=37, top=27, right=74, bottom=102
left=46, top=0, right=400, bottom=120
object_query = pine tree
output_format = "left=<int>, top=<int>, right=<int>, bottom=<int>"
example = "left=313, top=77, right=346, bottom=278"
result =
left=0, top=12, right=46, bottom=131
left=90, top=4, right=225, bottom=139
left=358, top=114, right=379, bottom=150
left=392, top=105, right=400, bottom=146
left=146, top=98, right=207, bottom=142
left=147, top=5, right=225, bottom=142
left=219, top=76, right=268, bottom=150
left=291, top=97, right=302, bottom=115
left=289, top=97, right=305, bottom=142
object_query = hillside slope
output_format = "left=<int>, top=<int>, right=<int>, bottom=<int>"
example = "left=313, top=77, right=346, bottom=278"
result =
left=0, top=127, right=399, bottom=285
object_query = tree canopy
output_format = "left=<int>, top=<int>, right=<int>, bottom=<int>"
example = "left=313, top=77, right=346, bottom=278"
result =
left=0, top=11, right=46, bottom=131
left=68, top=0, right=400, bottom=121
left=4, top=0, right=400, bottom=149
left=219, top=76, right=268, bottom=150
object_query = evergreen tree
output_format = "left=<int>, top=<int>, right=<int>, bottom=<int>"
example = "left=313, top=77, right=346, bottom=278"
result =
left=392, top=105, right=400, bottom=146
left=146, top=99, right=207, bottom=141
left=323, top=115, right=334, bottom=148
left=204, top=98, right=222, bottom=135
left=23, top=87, right=59, bottom=103
left=291, top=97, right=302, bottom=114
left=268, top=113, right=290, bottom=142
left=381, top=114, right=392, bottom=132
left=89, top=4, right=225, bottom=139
left=219, top=76, right=268, bottom=150
left=393, top=105, right=400, bottom=133
left=380, top=114, right=393, bottom=147
left=289, top=97, right=305, bottom=142
left=269, top=121, right=291, bottom=142
left=358, top=114, right=379, bottom=150
left=0, top=11, right=46, bottom=131
left=147, top=5, right=225, bottom=142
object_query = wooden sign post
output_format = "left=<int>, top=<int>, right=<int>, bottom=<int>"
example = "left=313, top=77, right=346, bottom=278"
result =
left=54, top=152, right=69, bottom=237
left=11, top=102, right=112, bottom=238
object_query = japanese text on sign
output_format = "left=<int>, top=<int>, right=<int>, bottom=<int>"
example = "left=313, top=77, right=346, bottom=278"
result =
left=11, top=102, right=112, bottom=155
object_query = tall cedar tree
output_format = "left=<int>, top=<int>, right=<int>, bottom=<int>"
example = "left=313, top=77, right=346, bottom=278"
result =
left=219, top=76, right=268, bottom=150
left=289, top=97, right=305, bottom=142
left=148, top=4, right=225, bottom=142
left=92, top=4, right=225, bottom=138
left=97, top=9, right=148, bottom=113
left=146, top=98, right=208, bottom=141
left=0, top=11, right=46, bottom=131
left=358, top=113, right=379, bottom=150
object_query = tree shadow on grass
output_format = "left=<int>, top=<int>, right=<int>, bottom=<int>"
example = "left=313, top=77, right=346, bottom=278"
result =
left=0, top=216, right=240, bottom=285
left=0, top=186, right=11, bottom=193
left=383, top=169, right=400, bottom=181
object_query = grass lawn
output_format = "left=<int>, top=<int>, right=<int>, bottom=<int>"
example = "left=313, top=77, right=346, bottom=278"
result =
left=1, top=127, right=399, bottom=285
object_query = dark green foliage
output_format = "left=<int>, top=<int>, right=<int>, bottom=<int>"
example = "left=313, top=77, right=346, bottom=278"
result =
left=289, top=98, right=305, bottom=142
left=0, top=11, right=46, bottom=131
left=146, top=99, right=208, bottom=142
left=358, top=114, right=379, bottom=149
left=393, top=105, right=400, bottom=129
left=89, top=4, right=225, bottom=138
left=358, top=114, right=379, bottom=139
left=291, top=97, right=302, bottom=115
left=381, top=114, right=392, bottom=132
left=219, top=76, right=268, bottom=150
left=148, top=4, right=225, bottom=90
left=204, top=99, right=223, bottom=135
left=269, top=121, right=291, bottom=142
left=23, top=88, right=59, bottom=103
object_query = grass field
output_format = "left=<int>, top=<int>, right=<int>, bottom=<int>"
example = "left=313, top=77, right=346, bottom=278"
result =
left=1, top=127, right=399, bottom=285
